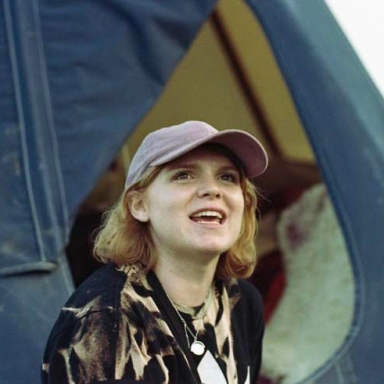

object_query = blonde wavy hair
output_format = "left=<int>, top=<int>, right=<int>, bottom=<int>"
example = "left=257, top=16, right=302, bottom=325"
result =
left=94, top=152, right=259, bottom=279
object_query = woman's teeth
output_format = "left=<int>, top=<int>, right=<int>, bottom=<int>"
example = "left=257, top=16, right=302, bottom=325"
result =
left=190, top=211, right=223, bottom=224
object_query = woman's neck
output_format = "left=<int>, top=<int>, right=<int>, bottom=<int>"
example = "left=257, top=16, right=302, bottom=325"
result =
left=153, top=255, right=219, bottom=307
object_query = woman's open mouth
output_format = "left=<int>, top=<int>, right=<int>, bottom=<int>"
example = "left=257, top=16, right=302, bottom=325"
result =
left=189, top=210, right=225, bottom=225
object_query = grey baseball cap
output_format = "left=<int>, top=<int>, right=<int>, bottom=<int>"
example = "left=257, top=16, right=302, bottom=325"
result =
left=125, top=120, right=268, bottom=190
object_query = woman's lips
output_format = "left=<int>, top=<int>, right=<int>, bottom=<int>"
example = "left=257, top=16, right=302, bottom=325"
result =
left=189, top=209, right=226, bottom=224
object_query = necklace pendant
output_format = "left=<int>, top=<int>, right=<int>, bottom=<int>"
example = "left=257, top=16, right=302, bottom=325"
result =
left=190, top=340, right=205, bottom=356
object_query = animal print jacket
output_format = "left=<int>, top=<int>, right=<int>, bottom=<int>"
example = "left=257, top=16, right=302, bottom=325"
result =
left=41, top=263, right=263, bottom=384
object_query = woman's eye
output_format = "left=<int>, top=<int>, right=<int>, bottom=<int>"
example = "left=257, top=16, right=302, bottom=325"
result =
left=220, top=173, right=238, bottom=183
left=173, top=170, right=192, bottom=180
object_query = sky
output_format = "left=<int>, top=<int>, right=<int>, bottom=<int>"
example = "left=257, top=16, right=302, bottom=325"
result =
left=325, top=0, right=384, bottom=99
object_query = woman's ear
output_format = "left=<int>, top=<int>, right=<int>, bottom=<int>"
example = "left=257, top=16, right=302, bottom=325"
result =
left=127, top=191, right=149, bottom=223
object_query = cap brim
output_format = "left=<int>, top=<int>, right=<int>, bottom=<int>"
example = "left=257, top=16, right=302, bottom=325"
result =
left=151, top=129, right=268, bottom=178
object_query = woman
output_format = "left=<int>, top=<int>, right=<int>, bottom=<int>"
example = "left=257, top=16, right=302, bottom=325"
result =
left=41, top=120, right=268, bottom=384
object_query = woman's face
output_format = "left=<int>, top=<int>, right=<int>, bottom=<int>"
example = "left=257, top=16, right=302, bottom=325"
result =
left=136, top=146, right=245, bottom=262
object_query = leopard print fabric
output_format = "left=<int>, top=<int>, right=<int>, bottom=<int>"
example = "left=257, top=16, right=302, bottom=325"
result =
left=41, top=263, right=242, bottom=384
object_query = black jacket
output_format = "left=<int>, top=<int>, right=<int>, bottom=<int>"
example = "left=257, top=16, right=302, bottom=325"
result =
left=41, top=263, right=264, bottom=384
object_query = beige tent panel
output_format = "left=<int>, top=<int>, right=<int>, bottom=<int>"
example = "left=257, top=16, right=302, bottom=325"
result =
left=125, top=0, right=315, bottom=167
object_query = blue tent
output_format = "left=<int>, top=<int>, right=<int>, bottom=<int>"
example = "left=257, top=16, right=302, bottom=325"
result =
left=1, top=0, right=383, bottom=382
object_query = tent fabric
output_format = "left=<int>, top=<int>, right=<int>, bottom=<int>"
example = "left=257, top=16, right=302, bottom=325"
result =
left=0, top=0, right=218, bottom=276
left=0, top=0, right=218, bottom=382
left=246, top=0, right=384, bottom=382
left=0, top=258, right=74, bottom=384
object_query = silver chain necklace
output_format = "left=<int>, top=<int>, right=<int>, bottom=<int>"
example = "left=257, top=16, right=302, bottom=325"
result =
left=169, top=287, right=213, bottom=356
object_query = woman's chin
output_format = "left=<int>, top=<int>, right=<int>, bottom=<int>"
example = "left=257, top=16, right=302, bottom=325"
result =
left=191, top=242, right=232, bottom=258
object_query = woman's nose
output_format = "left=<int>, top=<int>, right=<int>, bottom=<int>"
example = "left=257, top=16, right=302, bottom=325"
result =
left=196, top=178, right=222, bottom=199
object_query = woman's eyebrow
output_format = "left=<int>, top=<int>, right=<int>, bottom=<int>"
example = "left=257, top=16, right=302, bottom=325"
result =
left=166, top=163, right=240, bottom=174
left=219, top=165, right=240, bottom=172
left=166, top=162, right=197, bottom=171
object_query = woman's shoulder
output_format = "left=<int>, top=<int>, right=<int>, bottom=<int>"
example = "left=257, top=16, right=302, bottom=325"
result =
left=227, top=278, right=264, bottom=322
left=223, top=278, right=263, bottom=309
left=55, top=264, right=135, bottom=329
left=52, top=262, right=153, bottom=328
left=237, top=279, right=263, bottom=303
left=64, top=263, right=128, bottom=311
left=45, top=263, right=149, bottom=345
